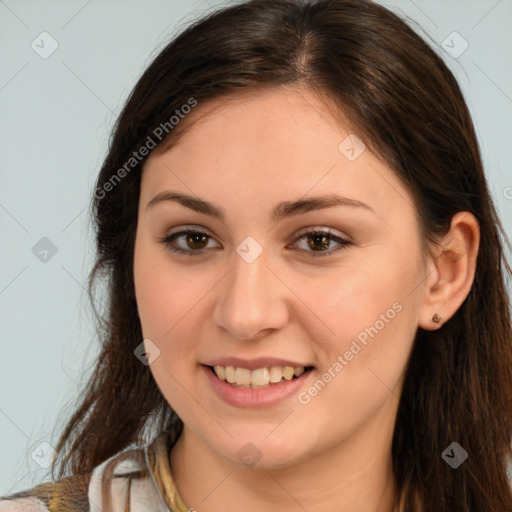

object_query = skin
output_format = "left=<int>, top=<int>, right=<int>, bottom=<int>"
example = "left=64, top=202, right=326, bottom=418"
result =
left=133, top=85, right=479, bottom=512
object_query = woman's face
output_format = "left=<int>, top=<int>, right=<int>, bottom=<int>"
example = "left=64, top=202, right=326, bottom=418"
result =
left=134, top=86, right=428, bottom=468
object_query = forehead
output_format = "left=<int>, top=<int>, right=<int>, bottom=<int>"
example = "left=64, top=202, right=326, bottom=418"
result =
left=141, top=86, right=416, bottom=224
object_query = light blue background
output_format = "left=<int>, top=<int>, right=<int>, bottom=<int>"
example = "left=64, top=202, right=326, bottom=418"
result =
left=1, top=0, right=511, bottom=496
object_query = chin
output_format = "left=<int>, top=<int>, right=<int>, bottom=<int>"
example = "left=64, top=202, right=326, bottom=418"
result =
left=211, top=432, right=314, bottom=471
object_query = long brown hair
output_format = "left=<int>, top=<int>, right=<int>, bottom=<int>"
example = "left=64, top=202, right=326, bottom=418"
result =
left=49, top=0, right=512, bottom=510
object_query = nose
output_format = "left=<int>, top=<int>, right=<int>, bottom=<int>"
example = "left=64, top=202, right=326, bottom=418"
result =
left=213, top=248, right=289, bottom=341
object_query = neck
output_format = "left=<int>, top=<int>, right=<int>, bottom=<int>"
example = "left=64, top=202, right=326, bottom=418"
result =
left=170, top=398, right=400, bottom=512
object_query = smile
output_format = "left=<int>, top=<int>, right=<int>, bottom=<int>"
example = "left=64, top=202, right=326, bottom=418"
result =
left=211, top=365, right=312, bottom=388
left=203, top=364, right=315, bottom=408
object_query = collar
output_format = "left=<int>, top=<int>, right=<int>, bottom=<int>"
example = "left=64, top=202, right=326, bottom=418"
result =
left=146, top=429, right=189, bottom=512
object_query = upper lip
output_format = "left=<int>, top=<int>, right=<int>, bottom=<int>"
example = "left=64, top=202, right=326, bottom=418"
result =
left=204, top=357, right=313, bottom=370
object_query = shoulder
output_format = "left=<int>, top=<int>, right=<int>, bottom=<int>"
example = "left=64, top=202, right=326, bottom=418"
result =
left=0, top=441, right=166, bottom=512
left=0, top=495, right=49, bottom=511
left=0, top=480, right=57, bottom=511
left=0, top=473, right=89, bottom=512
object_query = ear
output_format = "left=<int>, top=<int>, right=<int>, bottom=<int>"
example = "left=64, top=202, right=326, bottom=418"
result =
left=419, top=211, right=480, bottom=330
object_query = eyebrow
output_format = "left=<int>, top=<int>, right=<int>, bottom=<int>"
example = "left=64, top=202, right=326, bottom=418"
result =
left=146, top=191, right=374, bottom=222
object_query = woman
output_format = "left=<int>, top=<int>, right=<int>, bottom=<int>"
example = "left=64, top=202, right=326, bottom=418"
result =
left=2, top=0, right=511, bottom=511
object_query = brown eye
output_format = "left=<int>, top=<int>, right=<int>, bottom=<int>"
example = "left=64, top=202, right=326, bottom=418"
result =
left=159, top=228, right=351, bottom=258
left=306, top=233, right=332, bottom=251
left=290, top=230, right=352, bottom=257
left=159, top=229, right=219, bottom=256
left=185, top=232, right=209, bottom=250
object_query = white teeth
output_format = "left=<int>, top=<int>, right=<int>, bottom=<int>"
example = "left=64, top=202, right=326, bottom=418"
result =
left=269, top=366, right=283, bottom=383
left=251, top=368, right=270, bottom=386
left=282, top=367, right=294, bottom=380
left=212, top=365, right=307, bottom=388
left=225, top=365, right=236, bottom=383
left=294, top=366, right=304, bottom=377
left=235, top=367, right=251, bottom=385
left=214, top=365, right=226, bottom=380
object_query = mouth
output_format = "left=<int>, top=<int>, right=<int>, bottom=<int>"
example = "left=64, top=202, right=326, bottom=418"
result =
left=207, top=364, right=315, bottom=389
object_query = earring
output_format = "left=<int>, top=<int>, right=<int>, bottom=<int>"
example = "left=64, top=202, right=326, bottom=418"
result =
left=432, top=313, right=442, bottom=323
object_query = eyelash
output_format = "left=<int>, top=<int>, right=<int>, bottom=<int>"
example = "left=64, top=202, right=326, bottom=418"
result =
left=158, top=228, right=352, bottom=258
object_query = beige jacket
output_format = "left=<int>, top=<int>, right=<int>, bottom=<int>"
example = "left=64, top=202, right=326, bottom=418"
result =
left=0, top=431, right=190, bottom=512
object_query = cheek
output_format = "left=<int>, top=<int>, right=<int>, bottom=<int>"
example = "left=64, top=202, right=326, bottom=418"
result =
left=134, top=238, right=198, bottom=341
left=306, top=254, right=416, bottom=339
left=133, top=241, right=202, bottom=413
left=133, top=238, right=217, bottom=400
left=294, top=280, right=416, bottom=437
left=301, top=249, right=421, bottom=390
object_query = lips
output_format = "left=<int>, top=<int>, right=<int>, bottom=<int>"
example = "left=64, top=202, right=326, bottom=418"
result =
left=202, top=363, right=314, bottom=408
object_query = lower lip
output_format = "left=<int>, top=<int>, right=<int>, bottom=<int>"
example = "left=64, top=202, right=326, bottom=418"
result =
left=202, top=365, right=313, bottom=408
